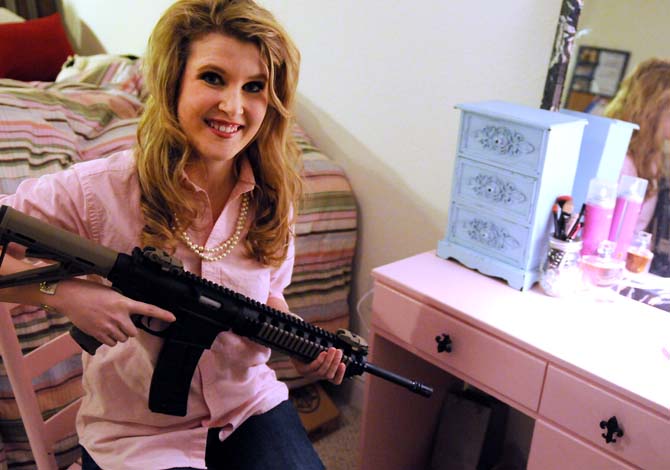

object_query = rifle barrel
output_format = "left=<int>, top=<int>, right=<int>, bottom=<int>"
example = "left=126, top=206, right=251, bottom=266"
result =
left=364, top=362, right=433, bottom=397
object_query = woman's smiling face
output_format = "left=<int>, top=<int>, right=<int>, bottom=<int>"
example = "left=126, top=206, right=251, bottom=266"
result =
left=177, top=32, right=269, bottom=165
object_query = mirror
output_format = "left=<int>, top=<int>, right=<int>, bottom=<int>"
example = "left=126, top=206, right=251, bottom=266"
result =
left=544, top=0, right=670, bottom=284
left=547, top=0, right=670, bottom=113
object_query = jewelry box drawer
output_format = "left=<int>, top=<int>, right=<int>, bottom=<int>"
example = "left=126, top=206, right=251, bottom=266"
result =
left=452, top=158, right=538, bottom=224
left=371, top=283, right=545, bottom=411
left=528, top=421, right=635, bottom=470
left=445, top=203, right=530, bottom=267
left=458, top=111, right=545, bottom=176
left=540, top=366, right=670, bottom=470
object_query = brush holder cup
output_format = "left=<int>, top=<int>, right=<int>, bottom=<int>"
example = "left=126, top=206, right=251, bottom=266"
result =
left=540, top=237, right=583, bottom=297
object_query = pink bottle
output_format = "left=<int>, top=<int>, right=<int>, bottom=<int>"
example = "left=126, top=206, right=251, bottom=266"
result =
left=581, top=178, right=617, bottom=256
left=608, top=175, right=648, bottom=260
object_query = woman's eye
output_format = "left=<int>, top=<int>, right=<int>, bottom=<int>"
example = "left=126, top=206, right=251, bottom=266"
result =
left=201, top=72, right=222, bottom=85
left=243, top=81, right=265, bottom=93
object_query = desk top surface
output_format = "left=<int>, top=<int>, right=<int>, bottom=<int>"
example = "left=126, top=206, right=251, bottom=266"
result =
left=372, top=251, right=670, bottom=417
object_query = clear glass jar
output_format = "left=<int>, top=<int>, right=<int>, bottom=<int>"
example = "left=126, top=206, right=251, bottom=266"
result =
left=540, top=237, right=583, bottom=297
left=581, top=239, right=625, bottom=301
left=582, top=239, right=625, bottom=287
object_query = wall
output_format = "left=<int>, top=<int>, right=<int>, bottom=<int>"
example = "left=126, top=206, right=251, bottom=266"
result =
left=62, top=0, right=563, bottom=334
left=61, top=0, right=172, bottom=55
left=260, top=0, right=561, bottom=333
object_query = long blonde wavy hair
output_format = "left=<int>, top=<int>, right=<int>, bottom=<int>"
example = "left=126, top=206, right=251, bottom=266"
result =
left=136, top=0, right=302, bottom=266
left=604, top=57, right=670, bottom=199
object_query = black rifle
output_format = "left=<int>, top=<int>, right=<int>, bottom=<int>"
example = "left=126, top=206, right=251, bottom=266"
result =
left=0, top=205, right=432, bottom=416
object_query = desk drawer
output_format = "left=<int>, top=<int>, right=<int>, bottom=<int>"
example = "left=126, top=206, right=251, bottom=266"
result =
left=452, top=158, right=538, bottom=224
left=528, top=420, right=635, bottom=470
left=372, top=283, right=545, bottom=411
left=459, top=111, right=544, bottom=175
left=540, top=366, right=670, bottom=470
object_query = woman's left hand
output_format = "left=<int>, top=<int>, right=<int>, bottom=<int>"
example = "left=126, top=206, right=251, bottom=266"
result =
left=291, top=347, right=346, bottom=385
left=265, top=297, right=346, bottom=385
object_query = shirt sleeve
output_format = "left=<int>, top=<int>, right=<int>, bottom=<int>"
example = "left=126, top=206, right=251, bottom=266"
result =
left=0, top=167, right=93, bottom=238
left=620, top=153, right=657, bottom=232
left=267, top=230, right=295, bottom=302
left=620, top=153, right=638, bottom=178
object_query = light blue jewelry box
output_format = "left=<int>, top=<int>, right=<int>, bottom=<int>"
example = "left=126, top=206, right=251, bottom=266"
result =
left=559, top=109, right=638, bottom=210
left=437, top=100, right=587, bottom=290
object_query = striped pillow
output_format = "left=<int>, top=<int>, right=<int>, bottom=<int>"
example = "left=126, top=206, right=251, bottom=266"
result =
left=56, top=54, right=146, bottom=101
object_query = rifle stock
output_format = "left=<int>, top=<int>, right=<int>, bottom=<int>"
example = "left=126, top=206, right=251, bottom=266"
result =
left=0, top=205, right=433, bottom=416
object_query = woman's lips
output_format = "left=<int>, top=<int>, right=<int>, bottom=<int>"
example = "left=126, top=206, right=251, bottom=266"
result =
left=206, top=119, right=242, bottom=136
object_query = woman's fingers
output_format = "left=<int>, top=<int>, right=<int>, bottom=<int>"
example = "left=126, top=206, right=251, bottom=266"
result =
left=293, top=348, right=346, bottom=384
left=55, top=279, right=175, bottom=348
left=318, top=348, right=343, bottom=379
left=98, top=335, right=116, bottom=347
left=118, top=317, right=139, bottom=338
left=109, top=303, right=169, bottom=345
left=109, top=329, right=129, bottom=343
left=333, top=362, right=346, bottom=385
left=94, top=320, right=129, bottom=346
left=132, top=301, right=176, bottom=323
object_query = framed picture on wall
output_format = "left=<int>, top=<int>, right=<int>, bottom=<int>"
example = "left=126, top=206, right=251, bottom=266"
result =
left=565, top=46, right=630, bottom=112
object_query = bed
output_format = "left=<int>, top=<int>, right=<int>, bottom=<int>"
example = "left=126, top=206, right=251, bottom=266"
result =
left=0, top=4, right=358, bottom=469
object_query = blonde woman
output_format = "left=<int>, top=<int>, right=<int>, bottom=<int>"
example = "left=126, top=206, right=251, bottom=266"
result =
left=606, top=58, right=670, bottom=275
left=0, top=1, right=342, bottom=468
left=606, top=58, right=670, bottom=230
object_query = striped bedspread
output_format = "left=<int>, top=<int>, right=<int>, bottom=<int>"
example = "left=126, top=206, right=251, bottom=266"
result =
left=0, top=74, right=357, bottom=469
left=0, top=79, right=142, bottom=195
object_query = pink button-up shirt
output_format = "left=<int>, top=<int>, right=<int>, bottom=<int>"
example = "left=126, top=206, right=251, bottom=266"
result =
left=621, top=154, right=656, bottom=232
left=0, top=150, right=292, bottom=469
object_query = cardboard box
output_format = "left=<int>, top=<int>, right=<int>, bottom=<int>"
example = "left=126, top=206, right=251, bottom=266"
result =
left=289, top=383, right=340, bottom=435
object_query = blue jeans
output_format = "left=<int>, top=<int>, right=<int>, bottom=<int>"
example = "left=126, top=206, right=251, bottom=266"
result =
left=81, top=400, right=324, bottom=470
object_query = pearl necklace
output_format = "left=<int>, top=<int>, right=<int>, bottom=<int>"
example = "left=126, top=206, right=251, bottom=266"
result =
left=175, top=193, right=250, bottom=261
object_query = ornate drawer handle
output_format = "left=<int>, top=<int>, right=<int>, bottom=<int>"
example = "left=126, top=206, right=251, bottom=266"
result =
left=435, top=334, right=452, bottom=353
left=599, top=416, right=624, bottom=444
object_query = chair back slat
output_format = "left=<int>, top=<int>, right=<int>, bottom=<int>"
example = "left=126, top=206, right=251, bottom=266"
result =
left=25, top=332, right=81, bottom=379
left=0, top=302, right=83, bottom=470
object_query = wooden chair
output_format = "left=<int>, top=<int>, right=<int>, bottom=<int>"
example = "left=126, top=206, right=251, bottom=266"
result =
left=0, top=302, right=83, bottom=470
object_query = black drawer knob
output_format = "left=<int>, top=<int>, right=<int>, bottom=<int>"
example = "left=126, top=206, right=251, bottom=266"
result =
left=435, top=334, right=452, bottom=353
left=600, top=416, right=624, bottom=444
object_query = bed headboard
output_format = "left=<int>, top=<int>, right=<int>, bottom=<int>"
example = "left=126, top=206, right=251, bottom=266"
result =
left=0, top=0, right=60, bottom=19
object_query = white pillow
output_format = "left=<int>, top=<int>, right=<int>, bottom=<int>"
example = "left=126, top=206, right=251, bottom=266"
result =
left=0, top=7, right=24, bottom=24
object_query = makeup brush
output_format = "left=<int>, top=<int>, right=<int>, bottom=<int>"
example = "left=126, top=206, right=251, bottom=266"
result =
left=559, top=199, right=574, bottom=239
left=567, top=203, right=586, bottom=240
left=552, top=203, right=560, bottom=238
left=556, top=195, right=573, bottom=210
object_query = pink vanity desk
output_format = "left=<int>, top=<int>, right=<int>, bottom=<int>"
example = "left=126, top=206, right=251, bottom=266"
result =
left=358, top=251, right=670, bottom=469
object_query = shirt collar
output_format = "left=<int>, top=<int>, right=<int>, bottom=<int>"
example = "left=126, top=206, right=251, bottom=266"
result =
left=179, top=155, right=256, bottom=200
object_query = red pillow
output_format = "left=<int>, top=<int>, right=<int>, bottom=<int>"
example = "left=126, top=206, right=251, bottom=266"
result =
left=0, top=13, right=74, bottom=82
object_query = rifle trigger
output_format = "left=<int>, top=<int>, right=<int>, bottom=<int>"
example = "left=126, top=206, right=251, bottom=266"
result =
left=132, top=314, right=171, bottom=337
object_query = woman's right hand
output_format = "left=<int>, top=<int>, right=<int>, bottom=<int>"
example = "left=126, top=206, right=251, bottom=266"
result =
left=51, top=278, right=176, bottom=347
